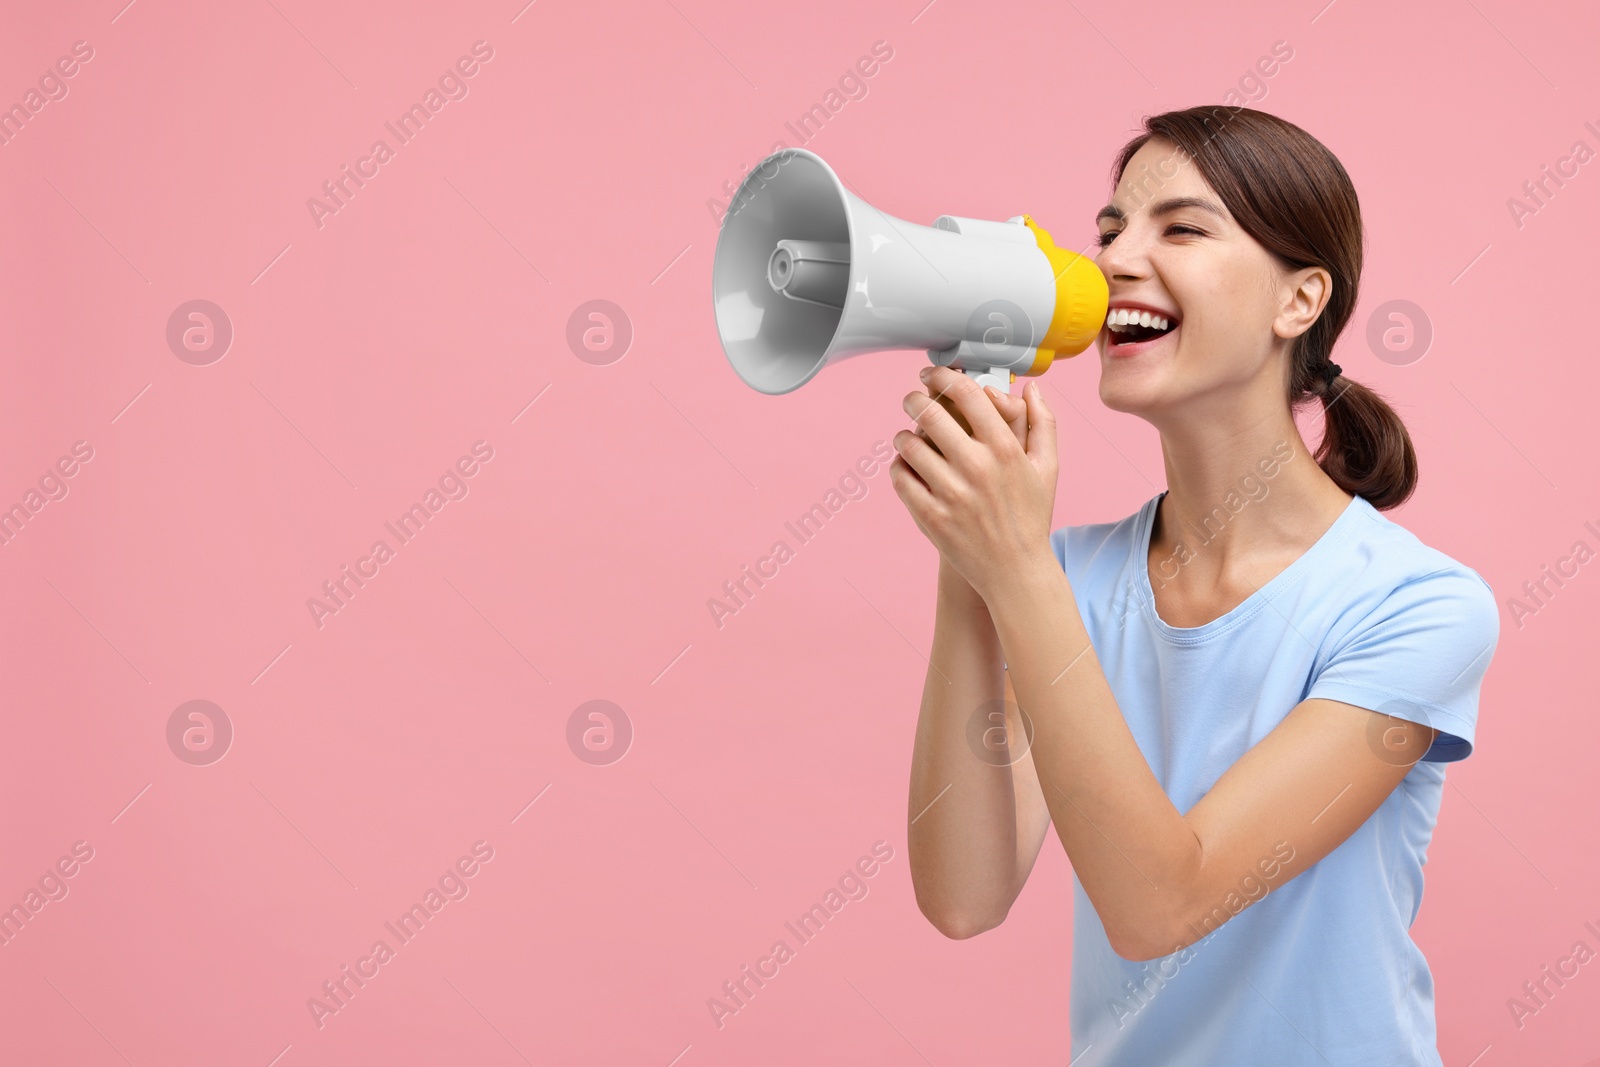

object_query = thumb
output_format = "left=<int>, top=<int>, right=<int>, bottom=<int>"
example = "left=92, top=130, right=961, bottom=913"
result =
left=1023, top=381, right=1058, bottom=467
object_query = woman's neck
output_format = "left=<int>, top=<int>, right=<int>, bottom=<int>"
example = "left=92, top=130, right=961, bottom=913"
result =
left=1148, top=412, right=1352, bottom=581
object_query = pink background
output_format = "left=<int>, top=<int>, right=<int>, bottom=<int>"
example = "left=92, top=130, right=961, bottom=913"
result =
left=2, top=0, right=1597, bottom=1063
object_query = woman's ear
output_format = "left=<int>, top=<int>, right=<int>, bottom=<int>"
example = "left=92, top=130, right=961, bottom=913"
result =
left=1275, top=265, right=1331, bottom=340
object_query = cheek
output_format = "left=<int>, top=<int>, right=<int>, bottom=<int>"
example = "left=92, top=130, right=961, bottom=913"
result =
left=1175, top=257, right=1267, bottom=343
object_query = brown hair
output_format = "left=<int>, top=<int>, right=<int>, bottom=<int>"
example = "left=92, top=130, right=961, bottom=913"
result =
left=1108, top=106, right=1418, bottom=510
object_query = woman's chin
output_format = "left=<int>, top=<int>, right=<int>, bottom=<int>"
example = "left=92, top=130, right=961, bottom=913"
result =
left=1097, top=373, right=1166, bottom=416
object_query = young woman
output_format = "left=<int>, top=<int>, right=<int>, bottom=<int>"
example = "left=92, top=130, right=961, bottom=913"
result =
left=893, top=106, right=1500, bottom=1065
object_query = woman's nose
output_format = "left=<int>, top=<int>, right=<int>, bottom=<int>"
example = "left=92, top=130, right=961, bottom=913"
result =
left=1097, top=228, right=1150, bottom=282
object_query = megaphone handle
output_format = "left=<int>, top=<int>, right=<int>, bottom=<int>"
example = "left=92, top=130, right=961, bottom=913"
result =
left=963, top=365, right=1012, bottom=395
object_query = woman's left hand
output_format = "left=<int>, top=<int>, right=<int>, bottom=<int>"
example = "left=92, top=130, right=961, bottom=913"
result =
left=888, top=366, right=1061, bottom=603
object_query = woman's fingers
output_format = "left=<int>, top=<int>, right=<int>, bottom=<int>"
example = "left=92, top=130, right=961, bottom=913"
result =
left=985, top=385, right=1029, bottom=449
left=892, top=426, right=960, bottom=500
left=887, top=451, right=939, bottom=536
left=903, top=384, right=974, bottom=467
left=1022, top=380, right=1059, bottom=472
left=920, top=367, right=1016, bottom=452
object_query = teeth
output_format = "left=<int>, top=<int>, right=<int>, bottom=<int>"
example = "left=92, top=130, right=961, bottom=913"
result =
left=1104, top=309, right=1174, bottom=333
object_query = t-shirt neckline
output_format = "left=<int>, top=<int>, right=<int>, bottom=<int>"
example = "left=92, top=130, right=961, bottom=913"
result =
left=1136, top=488, right=1367, bottom=643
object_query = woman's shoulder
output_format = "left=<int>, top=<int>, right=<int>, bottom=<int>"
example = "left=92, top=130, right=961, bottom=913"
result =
left=1320, top=496, right=1499, bottom=648
left=1342, top=495, right=1494, bottom=596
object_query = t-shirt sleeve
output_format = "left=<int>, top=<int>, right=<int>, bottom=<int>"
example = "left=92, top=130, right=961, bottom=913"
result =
left=1305, top=566, right=1501, bottom=762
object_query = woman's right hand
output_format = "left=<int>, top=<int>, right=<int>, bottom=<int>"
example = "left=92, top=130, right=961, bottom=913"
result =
left=913, top=373, right=1031, bottom=454
left=912, top=374, right=1033, bottom=583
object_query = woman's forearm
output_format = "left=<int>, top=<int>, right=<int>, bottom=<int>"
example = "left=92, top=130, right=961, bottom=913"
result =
left=986, top=549, right=1200, bottom=959
left=906, top=558, right=1027, bottom=938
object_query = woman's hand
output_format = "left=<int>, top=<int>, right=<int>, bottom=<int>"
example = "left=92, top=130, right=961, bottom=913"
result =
left=889, top=366, right=1061, bottom=604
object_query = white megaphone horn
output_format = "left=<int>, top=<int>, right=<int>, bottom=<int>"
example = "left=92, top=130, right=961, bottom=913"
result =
left=712, top=148, right=1108, bottom=395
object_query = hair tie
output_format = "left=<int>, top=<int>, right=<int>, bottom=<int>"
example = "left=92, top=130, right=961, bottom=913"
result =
left=1319, top=360, right=1342, bottom=387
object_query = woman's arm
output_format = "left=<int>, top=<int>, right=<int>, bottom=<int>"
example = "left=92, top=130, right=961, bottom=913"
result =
left=987, top=553, right=1434, bottom=960
left=892, top=368, right=1439, bottom=962
left=906, top=556, right=1053, bottom=939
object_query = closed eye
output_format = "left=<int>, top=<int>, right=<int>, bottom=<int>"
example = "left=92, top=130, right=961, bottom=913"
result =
left=1096, top=223, right=1207, bottom=247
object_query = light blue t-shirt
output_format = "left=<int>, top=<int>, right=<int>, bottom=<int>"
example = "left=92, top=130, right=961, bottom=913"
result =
left=1050, top=489, right=1500, bottom=1066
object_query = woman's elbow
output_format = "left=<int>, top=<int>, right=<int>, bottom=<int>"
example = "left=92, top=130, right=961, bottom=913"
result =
left=1109, top=933, right=1169, bottom=962
left=1108, top=912, right=1192, bottom=962
left=917, top=896, right=1008, bottom=940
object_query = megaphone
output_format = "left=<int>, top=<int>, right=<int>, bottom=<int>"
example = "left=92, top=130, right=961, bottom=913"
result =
left=712, top=148, right=1108, bottom=395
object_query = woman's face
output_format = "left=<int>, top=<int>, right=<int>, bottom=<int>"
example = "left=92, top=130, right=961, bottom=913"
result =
left=1091, top=136, right=1323, bottom=419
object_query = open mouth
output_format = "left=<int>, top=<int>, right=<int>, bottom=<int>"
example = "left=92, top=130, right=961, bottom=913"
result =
left=1104, top=308, right=1178, bottom=349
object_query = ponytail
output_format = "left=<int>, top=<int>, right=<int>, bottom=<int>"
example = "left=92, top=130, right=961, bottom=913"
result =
left=1297, top=370, right=1418, bottom=511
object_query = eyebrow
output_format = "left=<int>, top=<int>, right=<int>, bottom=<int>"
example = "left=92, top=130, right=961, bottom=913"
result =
left=1095, top=196, right=1228, bottom=224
